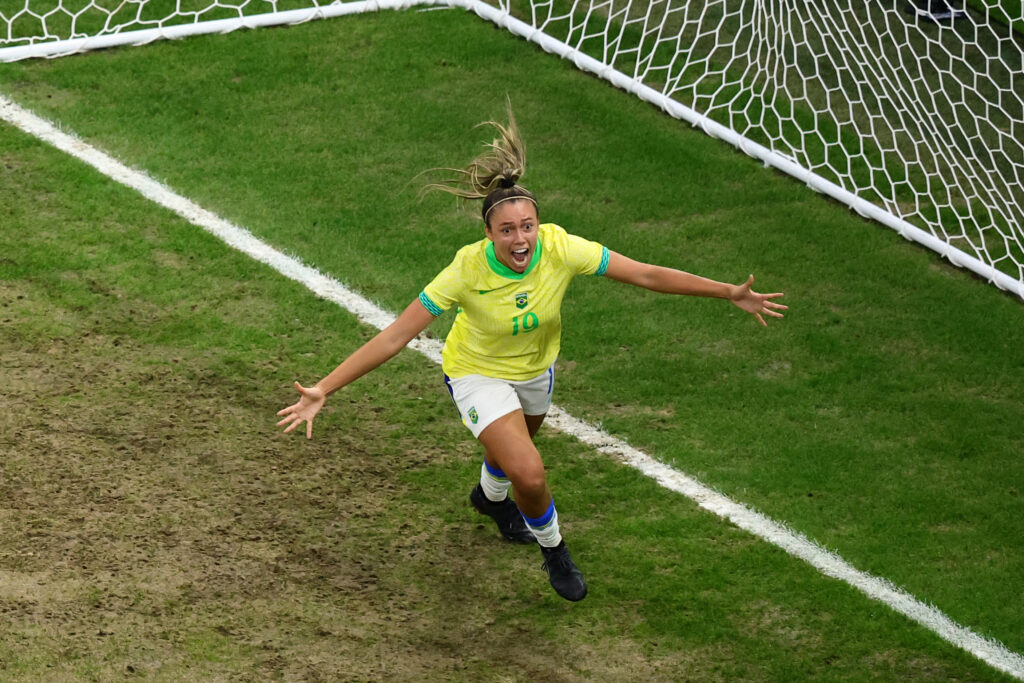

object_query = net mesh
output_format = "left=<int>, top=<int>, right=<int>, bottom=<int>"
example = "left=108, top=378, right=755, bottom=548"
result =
left=3, top=0, right=1023, bottom=295
left=521, top=0, right=1024, bottom=289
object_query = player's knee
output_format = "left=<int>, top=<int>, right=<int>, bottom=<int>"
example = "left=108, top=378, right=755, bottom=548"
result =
left=511, top=461, right=547, bottom=498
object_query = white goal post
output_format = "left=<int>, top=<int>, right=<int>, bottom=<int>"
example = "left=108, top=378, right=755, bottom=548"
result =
left=2, top=0, right=1023, bottom=301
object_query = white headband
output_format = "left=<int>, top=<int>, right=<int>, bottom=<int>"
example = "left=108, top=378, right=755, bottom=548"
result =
left=484, top=194, right=538, bottom=222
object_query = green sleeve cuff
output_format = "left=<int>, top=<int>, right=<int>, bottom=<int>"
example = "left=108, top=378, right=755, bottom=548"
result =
left=419, top=291, right=444, bottom=317
left=595, top=246, right=610, bottom=276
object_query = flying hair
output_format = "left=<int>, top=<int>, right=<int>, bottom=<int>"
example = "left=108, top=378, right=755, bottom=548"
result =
left=421, top=103, right=538, bottom=225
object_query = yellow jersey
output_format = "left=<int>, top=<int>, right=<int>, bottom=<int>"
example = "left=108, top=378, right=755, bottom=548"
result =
left=419, top=223, right=609, bottom=381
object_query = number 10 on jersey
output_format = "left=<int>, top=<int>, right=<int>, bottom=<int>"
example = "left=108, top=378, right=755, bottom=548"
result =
left=512, top=312, right=539, bottom=336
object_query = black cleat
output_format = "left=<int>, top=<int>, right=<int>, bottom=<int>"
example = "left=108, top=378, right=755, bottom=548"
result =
left=470, top=485, right=536, bottom=544
left=540, top=541, right=588, bottom=601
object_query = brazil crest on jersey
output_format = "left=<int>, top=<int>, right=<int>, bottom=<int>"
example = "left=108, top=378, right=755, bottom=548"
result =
left=419, top=223, right=610, bottom=381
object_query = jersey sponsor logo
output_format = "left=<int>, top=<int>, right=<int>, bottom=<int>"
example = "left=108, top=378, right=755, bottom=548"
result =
left=478, top=287, right=501, bottom=295
left=515, top=292, right=529, bottom=309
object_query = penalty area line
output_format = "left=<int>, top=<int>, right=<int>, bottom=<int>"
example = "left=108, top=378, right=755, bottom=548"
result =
left=2, top=92, right=1022, bottom=682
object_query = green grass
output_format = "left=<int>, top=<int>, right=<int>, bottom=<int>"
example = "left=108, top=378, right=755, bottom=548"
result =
left=1, top=7, right=1023, bottom=680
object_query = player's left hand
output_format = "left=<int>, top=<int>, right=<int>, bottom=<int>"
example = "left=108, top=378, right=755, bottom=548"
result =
left=730, top=275, right=787, bottom=326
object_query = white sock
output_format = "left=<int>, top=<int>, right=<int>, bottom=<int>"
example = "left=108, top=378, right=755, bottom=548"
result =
left=522, top=500, right=562, bottom=548
left=480, top=459, right=512, bottom=502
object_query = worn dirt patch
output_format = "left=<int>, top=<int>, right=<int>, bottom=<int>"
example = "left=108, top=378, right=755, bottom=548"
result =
left=0, top=262, right=695, bottom=681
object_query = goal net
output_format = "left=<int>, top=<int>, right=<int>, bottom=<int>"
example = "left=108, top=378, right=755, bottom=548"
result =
left=3, top=0, right=1023, bottom=300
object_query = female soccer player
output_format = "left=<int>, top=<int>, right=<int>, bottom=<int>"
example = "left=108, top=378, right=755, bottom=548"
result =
left=277, top=110, right=786, bottom=602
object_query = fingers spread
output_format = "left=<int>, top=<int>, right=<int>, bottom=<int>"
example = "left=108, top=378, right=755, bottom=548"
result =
left=281, top=413, right=305, bottom=433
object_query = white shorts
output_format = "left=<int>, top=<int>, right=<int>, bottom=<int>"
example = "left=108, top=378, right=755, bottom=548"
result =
left=444, top=366, right=555, bottom=438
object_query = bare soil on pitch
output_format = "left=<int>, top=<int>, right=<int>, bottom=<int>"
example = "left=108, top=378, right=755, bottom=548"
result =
left=0, top=274, right=680, bottom=681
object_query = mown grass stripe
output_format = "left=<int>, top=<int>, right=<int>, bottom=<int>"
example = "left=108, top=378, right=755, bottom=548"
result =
left=3, top=91, right=1022, bottom=681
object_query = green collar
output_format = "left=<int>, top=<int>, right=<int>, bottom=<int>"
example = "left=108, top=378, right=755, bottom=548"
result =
left=486, top=238, right=543, bottom=279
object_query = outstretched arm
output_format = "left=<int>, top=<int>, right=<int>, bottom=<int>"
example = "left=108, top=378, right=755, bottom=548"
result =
left=276, top=299, right=436, bottom=438
left=603, top=251, right=787, bottom=326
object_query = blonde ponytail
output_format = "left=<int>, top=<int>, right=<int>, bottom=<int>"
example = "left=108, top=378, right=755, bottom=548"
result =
left=422, top=104, right=538, bottom=224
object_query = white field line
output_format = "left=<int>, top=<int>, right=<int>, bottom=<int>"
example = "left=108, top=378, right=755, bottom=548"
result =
left=2, top=93, right=1023, bottom=681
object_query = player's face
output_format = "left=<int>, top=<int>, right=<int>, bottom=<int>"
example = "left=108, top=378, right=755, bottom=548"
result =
left=486, top=200, right=539, bottom=273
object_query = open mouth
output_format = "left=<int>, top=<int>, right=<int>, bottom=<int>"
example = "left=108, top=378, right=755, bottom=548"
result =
left=510, top=248, right=530, bottom=266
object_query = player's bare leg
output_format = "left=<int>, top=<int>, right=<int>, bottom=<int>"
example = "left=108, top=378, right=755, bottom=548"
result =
left=476, top=410, right=587, bottom=601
